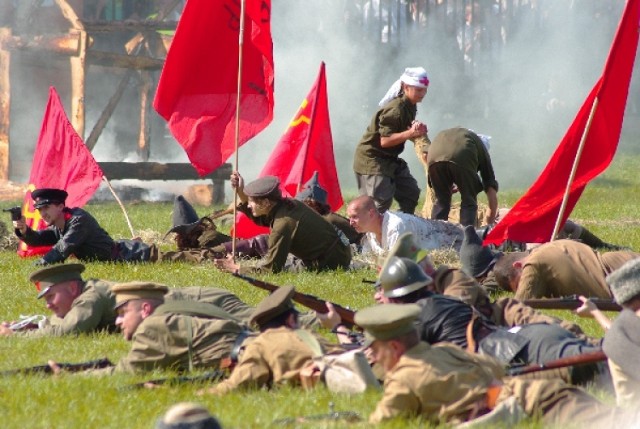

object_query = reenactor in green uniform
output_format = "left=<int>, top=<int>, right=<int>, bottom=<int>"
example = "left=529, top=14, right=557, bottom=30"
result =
left=216, top=174, right=351, bottom=273
left=357, top=304, right=635, bottom=426
left=353, top=67, right=430, bottom=214
left=0, top=264, right=254, bottom=337
left=199, top=286, right=343, bottom=395
left=108, top=282, right=251, bottom=373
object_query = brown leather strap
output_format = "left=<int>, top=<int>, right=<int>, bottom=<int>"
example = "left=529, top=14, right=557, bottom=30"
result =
left=466, top=311, right=478, bottom=353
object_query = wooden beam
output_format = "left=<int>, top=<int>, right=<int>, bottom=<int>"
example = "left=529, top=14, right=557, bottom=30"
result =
left=82, top=20, right=178, bottom=33
left=54, top=0, right=84, bottom=31
left=0, top=28, right=10, bottom=181
left=86, top=50, right=164, bottom=70
left=98, top=162, right=232, bottom=181
left=137, top=71, right=152, bottom=161
left=69, top=30, right=87, bottom=139
left=85, top=70, right=135, bottom=151
left=0, top=32, right=86, bottom=56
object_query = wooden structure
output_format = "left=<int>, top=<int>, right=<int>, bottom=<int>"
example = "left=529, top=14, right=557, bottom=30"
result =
left=0, top=0, right=229, bottom=204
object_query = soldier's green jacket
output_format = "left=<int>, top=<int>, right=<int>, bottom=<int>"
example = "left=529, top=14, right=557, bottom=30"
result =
left=370, top=341, right=624, bottom=425
left=353, top=95, right=417, bottom=178
left=19, top=282, right=253, bottom=337
left=209, top=326, right=343, bottom=395
left=238, top=199, right=351, bottom=273
left=114, top=304, right=247, bottom=373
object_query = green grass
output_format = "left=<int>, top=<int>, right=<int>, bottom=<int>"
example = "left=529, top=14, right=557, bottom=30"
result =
left=0, top=154, right=639, bottom=428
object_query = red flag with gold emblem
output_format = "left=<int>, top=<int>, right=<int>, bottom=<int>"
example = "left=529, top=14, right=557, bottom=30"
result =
left=18, top=87, right=104, bottom=257
left=234, top=62, right=343, bottom=238
left=484, top=0, right=639, bottom=246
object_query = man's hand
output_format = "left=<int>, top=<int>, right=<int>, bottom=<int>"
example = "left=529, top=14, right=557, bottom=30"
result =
left=0, top=323, right=14, bottom=336
left=214, top=255, right=240, bottom=274
left=230, top=171, right=248, bottom=203
left=316, top=302, right=342, bottom=331
left=409, top=120, right=428, bottom=139
left=47, top=360, right=63, bottom=375
left=576, top=296, right=598, bottom=318
left=13, top=217, right=27, bottom=235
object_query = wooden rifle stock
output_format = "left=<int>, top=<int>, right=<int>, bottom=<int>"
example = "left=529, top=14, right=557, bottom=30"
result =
left=231, top=272, right=357, bottom=329
left=523, top=296, right=621, bottom=312
left=507, top=350, right=607, bottom=376
left=1, top=358, right=113, bottom=376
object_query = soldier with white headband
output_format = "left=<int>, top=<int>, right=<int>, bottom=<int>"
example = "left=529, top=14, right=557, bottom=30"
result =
left=353, top=67, right=430, bottom=214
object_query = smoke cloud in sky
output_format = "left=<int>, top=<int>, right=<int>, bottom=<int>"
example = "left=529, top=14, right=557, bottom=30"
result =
left=7, top=0, right=639, bottom=202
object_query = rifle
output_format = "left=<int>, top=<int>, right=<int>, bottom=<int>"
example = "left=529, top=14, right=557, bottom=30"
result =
left=1, top=358, right=113, bottom=376
left=231, top=272, right=357, bottom=329
left=126, top=369, right=227, bottom=389
left=506, top=350, right=607, bottom=377
left=523, top=296, right=621, bottom=312
left=2, top=206, right=22, bottom=221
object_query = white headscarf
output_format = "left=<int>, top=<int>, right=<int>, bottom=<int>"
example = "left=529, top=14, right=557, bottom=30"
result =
left=378, top=67, right=430, bottom=107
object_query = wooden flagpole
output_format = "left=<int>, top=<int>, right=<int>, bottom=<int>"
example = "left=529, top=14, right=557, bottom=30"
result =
left=550, top=97, right=599, bottom=241
left=102, top=176, right=136, bottom=238
left=231, top=0, right=247, bottom=261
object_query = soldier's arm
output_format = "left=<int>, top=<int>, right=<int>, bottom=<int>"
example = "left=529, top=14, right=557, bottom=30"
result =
left=514, top=265, right=546, bottom=300
left=369, top=376, right=423, bottom=424
left=260, top=227, right=293, bottom=274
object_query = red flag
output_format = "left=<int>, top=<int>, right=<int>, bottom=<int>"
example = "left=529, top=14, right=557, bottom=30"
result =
left=18, top=87, right=104, bottom=257
left=153, top=0, right=274, bottom=177
left=484, top=0, right=640, bottom=246
left=234, top=62, right=344, bottom=238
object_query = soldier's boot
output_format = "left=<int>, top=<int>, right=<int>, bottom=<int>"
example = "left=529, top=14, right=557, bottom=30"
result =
left=578, top=227, right=624, bottom=250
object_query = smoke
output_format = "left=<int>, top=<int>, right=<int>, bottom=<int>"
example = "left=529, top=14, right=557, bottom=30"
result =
left=7, top=0, right=638, bottom=202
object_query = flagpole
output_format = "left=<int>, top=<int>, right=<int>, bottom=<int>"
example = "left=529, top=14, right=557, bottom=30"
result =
left=550, top=97, right=599, bottom=241
left=102, top=176, right=136, bottom=238
left=296, top=62, right=324, bottom=193
left=231, top=0, right=247, bottom=261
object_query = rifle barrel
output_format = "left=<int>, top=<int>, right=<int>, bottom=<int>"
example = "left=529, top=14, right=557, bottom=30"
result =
left=1, top=358, right=113, bottom=376
left=507, top=351, right=607, bottom=376
left=523, top=298, right=621, bottom=312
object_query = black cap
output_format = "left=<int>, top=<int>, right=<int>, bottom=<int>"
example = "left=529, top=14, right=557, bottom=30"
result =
left=166, top=195, right=200, bottom=236
left=244, top=176, right=280, bottom=198
left=459, top=225, right=501, bottom=278
left=31, top=188, right=68, bottom=209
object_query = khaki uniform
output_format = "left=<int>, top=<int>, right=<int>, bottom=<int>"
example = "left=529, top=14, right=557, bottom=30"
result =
left=515, top=240, right=639, bottom=300
left=208, top=327, right=342, bottom=394
left=21, top=279, right=116, bottom=337
left=239, top=199, right=351, bottom=273
left=22, top=283, right=253, bottom=337
left=370, top=341, right=624, bottom=426
left=432, top=265, right=487, bottom=306
left=115, top=303, right=247, bottom=373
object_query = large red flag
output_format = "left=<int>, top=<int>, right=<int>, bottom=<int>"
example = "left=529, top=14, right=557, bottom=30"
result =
left=234, top=62, right=344, bottom=238
left=153, top=0, right=274, bottom=177
left=485, top=0, right=640, bottom=246
left=18, top=87, right=104, bottom=257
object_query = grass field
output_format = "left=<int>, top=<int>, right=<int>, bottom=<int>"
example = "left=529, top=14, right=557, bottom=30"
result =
left=0, top=153, right=638, bottom=428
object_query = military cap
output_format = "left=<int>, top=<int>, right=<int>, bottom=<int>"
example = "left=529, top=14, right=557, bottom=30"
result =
left=111, top=281, right=169, bottom=309
left=165, top=195, right=201, bottom=237
left=606, top=258, right=640, bottom=305
left=244, top=176, right=280, bottom=198
left=249, top=285, right=296, bottom=327
left=378, top=256, right=432, bottom=298
left=295, top=171, right=328, bottom=205
left=459, top=225, right=502, bottom=278
left=155, top=402, right=221, bottom=429
left=29, top=263, right=85, bottom=299
left=355, top=304, right=420, bottom=346
left=31, top=188, right=68, bottom=209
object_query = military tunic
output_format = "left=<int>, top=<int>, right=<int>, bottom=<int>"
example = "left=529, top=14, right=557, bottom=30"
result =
left=20, top=279, right=117, bottom=338
left=208, top=327, right=343, bottom=394
left=238, top=199, right=351, bottom=273
left=115, top=305, right=246, bottom=373
left=370, top=341, right=624, bottom=426
left=427, top=128, right=498, bottom=226
left=15, top=207, right=151, bottom=264
left=515, top=240, right=639, bottom=300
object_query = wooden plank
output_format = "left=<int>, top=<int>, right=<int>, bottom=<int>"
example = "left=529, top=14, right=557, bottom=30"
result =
left=137, top=71, right=152, bottom=161
left=54, top=0, right=84, bottom=31
left=86, top=50, right=164, bottom=70
left=1, top=32, right=84, bottom=56
left=98, top=162, right=232, bottom=181
left=0, top=28, right=10, bottom=181
left=69, top=29, right=87, bottom=139
left=81, top=20, right=178, bottom=33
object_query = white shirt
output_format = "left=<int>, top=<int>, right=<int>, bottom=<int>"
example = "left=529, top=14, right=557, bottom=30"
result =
left=362, top=211, right=464, bottom=255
